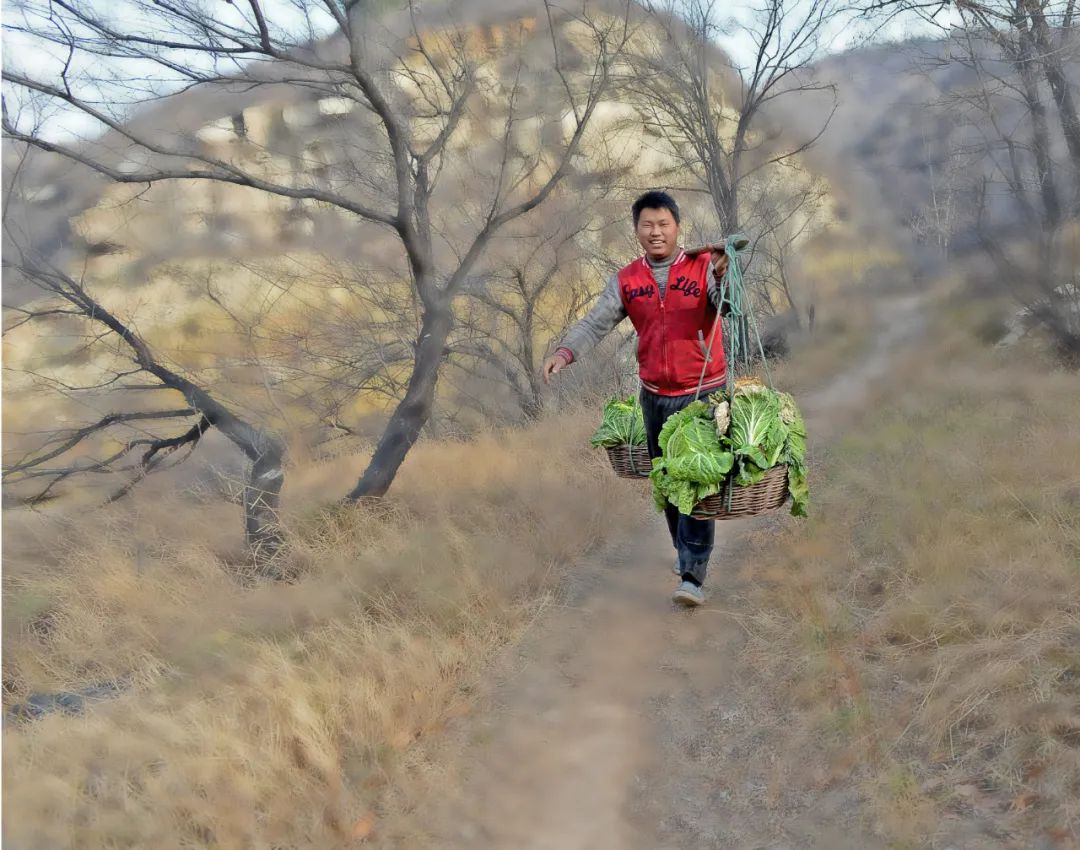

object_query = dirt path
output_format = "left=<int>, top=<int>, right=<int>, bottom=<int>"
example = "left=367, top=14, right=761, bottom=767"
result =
left=414, top=294, right=925, bottom=849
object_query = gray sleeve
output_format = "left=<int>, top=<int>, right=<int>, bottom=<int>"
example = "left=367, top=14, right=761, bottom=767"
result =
left=708, top=251, right=742, bottom=311
left=557, top=273, right=627, bottom=362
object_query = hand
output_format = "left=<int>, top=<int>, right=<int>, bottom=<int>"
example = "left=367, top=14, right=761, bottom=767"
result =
left=542, top=351, right=570, bottom=384
left=712, top=251, right=730, bottom=280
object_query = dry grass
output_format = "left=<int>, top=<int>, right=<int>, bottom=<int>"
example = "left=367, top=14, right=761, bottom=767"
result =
left=770, top=295, right=876, bottom=393
left=0, top=235, right=952, bottom=848
left=737, top=302, right=1080, bottom=847
left=2, top=408, right=646, bottom=848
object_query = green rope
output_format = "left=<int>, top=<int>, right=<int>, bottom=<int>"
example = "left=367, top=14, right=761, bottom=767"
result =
left=716, top=234, right=766, bottom=514
left=718, top=234, right=771, bottom=390
left=692, top=233, right=761, bottom=401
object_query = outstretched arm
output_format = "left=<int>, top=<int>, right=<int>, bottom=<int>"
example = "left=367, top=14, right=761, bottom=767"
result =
left=542, top=273, right=626, bottom=383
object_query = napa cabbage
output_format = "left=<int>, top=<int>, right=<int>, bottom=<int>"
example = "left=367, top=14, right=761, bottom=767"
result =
left=776, top=391, right=809, bottom=516
left=648, top=401, right=734, bottom=515
left=589, top=396, right=647, bottom=448
left=728, top=386, right=788, bottom=484
left=648, top=385, right=809, bottom=517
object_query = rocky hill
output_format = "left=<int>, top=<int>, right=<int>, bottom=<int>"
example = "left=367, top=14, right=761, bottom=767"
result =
left=787, top=31, right=1080, bottom=261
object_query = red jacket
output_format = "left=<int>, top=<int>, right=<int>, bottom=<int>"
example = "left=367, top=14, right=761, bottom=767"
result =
left=618, top=250, right=726, bottom=396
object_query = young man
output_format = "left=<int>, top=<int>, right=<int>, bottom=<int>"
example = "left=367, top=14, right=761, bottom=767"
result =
left=542, top=190, right=730, bottom=607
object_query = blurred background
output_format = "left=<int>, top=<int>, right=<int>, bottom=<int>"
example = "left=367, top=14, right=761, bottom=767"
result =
left=2, top=0, right=1078, bottom=847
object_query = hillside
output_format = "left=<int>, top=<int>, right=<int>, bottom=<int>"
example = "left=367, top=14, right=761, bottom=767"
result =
left=790, top=31, right=1080, bottom=261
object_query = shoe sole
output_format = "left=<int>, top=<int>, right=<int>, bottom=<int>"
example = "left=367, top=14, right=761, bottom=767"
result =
left=672, top=589, right=704, bottom=607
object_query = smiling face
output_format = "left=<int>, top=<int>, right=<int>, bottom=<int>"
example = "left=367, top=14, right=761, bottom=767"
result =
left=635, top=206, right=680, bottom=261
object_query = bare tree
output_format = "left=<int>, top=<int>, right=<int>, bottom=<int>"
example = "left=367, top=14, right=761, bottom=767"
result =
left=751, top=169, right=831, bottom=322
left=905, top=115, right=974, bottom=259
left=860, top=1, right=1079, bottom=207
left=627, top=0, right=841, bottom=234
left=2, top=0, right=633, bottom=504
left=2, top=242, right=287, bottom=564
left=452, top=224, right=604, bottom=420
left=1012, top=0, right=1080, bottom=181
left=186, top=253, right=425, bottom=448
left=946, top=1, right=1075, bottom=215
left=890, top=1, right=1080, bottom=357
left=608, top=0, right=843, bottom=335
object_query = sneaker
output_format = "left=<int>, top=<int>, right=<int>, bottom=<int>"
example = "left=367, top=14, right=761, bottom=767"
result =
left=672, top=580, right=705, bottom=607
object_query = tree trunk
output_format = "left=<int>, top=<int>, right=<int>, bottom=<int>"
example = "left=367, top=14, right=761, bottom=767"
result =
left=244, top=445, right=286, bottom=566
left=521, top=304, right=544, bottom=420
left=146, top=372, right=287, bottom=567
left=780, top=282, right=802, bottom=327
left=41, top=274, right=291, bottom=567
left=521, top=383, right=545, bottom=420
left=1024, top=0, right=1080, bottom=185
left=725, top=180, right=740, bottom=234
left=347, top=304, right=453, bottom=499
left=706, top=156, right=738, bottom=234
left=1016, top=19, right=1063, bottom=225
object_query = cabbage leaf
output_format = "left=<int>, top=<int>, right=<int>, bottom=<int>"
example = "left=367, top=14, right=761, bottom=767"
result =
left=776, top=391, right=809, bottom=516
left=590, top=396, right=647, bottom=447
left=649, top=401, right=733, bottom=515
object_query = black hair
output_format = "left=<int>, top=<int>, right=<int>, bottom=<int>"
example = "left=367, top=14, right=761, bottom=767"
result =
left=632, top=190, right=680, bottom=226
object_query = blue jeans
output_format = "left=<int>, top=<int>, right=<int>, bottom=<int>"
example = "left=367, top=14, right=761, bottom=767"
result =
left=640, top=387, right=716, bottom=585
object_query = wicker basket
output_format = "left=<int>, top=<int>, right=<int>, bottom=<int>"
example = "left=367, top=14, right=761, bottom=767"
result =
left=690, top=464, right=788, bottom=520
left=605, top=444, right=652, bottom=479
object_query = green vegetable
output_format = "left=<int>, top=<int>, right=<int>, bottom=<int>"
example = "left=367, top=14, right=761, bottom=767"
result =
left=590, top=395, right=647, bottom=448
left=648, top=386, right=809, bottom=518
left=649, top=400, right=734, bottom=515
left=777, top=391, right=809, bottom=517
left=727, top=386, right=788, bottom=486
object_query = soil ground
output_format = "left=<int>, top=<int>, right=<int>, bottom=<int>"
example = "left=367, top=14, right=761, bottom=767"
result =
left=411, top=294, right=926, bottom=849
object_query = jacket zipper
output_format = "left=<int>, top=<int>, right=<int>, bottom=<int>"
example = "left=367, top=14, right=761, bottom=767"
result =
left=649, top=258, right=672, bottom=390
left=660, top=292, right=670, bottom=388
